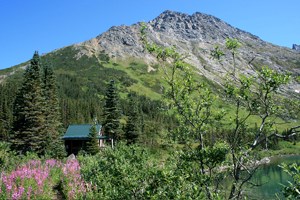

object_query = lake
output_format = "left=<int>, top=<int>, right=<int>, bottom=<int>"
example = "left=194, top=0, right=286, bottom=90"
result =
left=245, top=155, right=300, bottom=199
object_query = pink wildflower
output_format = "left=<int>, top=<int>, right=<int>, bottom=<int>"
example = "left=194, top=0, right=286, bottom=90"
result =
left=27, top=186, right=32, bottom=200
left=12, top=185, right=24, bottom=200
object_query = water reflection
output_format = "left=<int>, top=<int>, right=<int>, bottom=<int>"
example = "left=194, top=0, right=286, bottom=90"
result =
left=246, top=155, right=300, bottom=200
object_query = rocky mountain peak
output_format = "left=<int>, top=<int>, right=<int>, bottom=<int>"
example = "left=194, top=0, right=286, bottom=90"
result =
left=149, top=10, right=259, bottom=43
left=74, top=10, right=300, bottom=93
left=79, top=10, right=264, bottom=61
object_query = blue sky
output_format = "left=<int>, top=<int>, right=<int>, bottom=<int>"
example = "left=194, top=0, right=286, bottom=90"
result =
left=0, top=0, right=299, bottom=70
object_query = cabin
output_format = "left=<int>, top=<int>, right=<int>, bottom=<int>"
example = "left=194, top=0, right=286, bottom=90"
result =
left=62, top=124, right=113, bottom=155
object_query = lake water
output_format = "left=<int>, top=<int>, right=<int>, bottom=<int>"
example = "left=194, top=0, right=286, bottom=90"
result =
left=245, top=155, right=300, bottom=199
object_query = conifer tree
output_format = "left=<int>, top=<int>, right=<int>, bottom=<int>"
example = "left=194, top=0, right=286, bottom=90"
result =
left=42, top=63, right=65, bottom=157
left=86, top=124, right=100, bottom=155
left=0, top=84, right=14, bottom=141
left=11, top=52, right=46, bottom=154
left=103, top=80, right=121, bottom=140
left=124, top=93, right=139, bottom=144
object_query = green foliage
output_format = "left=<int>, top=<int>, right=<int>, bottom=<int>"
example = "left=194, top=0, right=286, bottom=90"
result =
left=141, top=23, right=230, bottom=199
left=0, top=45, right=179, bottom=145
left=10, top=52, right=66, bottom=157
left=215, top=37, right=293, bottom=199
left=78, top=143, right=213, bottom=199
left=295, top=76, right=300, bottom=83
left=103, top=80, right=121, bottom=140
left=210, top=45, right=225, bottom=60
left=199, top=142, right=229, bottom=171
left=86, top=124, right=100, bottom=155
left=225, top=38, right=241, bottom=53
left=280, top=163, right=300, bottom=199
left=98, top=50, right=110, bottom=63
left=0, top=142, right=15, bottom=169
left=0, top=82, right=16, bottom=141
left=79, top=143, right=151, bottom=199
left=124, top=92, right=140, bottom=144
left=11, top=52, right=47, bottom=154
left=43, top=63, right=66, bottom=158
left=141, top=24, right=300, bottom=199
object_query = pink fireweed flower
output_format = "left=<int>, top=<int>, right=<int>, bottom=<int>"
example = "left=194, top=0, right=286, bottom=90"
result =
left=45, top=159, right=58, bottom=168
left=27, top=186, right=32, bottom=200
left=11, top=185, right=24, bottom=200
left=1, top=159, right=91, bottom=199
left=60, top=159, right=89, bottom=199
left=2, top=175, right=13, bottom=192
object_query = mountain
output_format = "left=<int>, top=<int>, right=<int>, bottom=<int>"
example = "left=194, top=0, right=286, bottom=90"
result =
left=0, top=11, right=300, bottom=144
left=73, top=10, right=300, bottom=92
left=1, top=10, right=300, bottom=132
left=2, top=10, right=300, bottom=88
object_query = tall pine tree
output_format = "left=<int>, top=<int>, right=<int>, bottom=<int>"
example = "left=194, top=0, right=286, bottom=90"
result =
left=11, top=52, right=46, bottom=154
left=86, top=124, right=100, bottom=155
left=103, top=80, right=121, bottom=140
left=0, top=82, right=15, bottom=141
left=42, top=63, right=65, bottom=157
left=124, top=92, right=139, bottom=144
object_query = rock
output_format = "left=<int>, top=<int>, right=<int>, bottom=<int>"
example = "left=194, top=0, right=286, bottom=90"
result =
left=74, top=10, right=300, bottom=92
left=67, top=153, right=76, bottom=160
left=292, top=44, right=300, bottom=52
left=256, top=157, right=271, bottom=165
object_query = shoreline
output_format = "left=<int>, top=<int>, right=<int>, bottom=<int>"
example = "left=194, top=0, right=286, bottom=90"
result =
left=257, top=153, right=300, bottom=166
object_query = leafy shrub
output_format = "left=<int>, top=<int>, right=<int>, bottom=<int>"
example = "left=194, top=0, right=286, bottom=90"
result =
left=281, top=163, right=300, bottom=199
left=78, top=143, right=222, bottom=199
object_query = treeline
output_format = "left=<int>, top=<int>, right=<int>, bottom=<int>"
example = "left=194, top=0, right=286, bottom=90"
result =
left=0, top=52, right=176, bottom=152
left=3, top=52, right=64, bottom=156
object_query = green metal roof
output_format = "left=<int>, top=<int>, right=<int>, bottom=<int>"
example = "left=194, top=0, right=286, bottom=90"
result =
left=62, top=124, right=109, bottom=140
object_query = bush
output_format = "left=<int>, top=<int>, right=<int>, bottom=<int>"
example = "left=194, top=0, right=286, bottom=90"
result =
left=281, top=163, right=300, bottom=199
left=78, top=143, right=212, bottom=199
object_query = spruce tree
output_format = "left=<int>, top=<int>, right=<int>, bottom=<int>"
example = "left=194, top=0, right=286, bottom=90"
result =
left=86, top=124, right=100, bottom=155
left=11, top=52, right=46, bottom=154
left=103, top=80, right=121, bottom=140
left=124, top=93, right=139, bottom=144
left=42, top=63, right=65, bottom=157
left=0, top=84, right=14, bottom=141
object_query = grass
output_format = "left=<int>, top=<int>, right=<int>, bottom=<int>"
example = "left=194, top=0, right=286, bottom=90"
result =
left=103, top=59, right=165, bottom=100
left=257, top=141, right=300, bottom=158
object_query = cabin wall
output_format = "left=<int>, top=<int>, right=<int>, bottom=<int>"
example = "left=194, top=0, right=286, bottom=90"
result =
left=65, top=140, right=87, bottom=155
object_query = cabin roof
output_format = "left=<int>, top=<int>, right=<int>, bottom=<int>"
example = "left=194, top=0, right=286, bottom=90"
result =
left=62, top=124, right=109, bottom=140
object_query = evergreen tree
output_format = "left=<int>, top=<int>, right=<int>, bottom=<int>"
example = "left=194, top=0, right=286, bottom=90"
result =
left=42, top=63, right=65, bottom=157
left=124, top=93, right=139, bottom=144
left=0, top=83, right=15, bottom=141
left=86, top=124, right=100, bottom=155
left=103, top=80, right=121, bottom=140
left=11, top=52, right=46, bottom=154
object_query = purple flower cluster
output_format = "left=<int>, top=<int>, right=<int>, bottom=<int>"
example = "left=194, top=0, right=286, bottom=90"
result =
left=0, top=159, right=61, bottom=199
left=0, top=159, right=90, bottom=200
left=62, top=159, right=91, bottom=199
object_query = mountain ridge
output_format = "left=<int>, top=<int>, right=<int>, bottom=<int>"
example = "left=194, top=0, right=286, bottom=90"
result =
left=71, top=10, right=300, bottom=93
left=1, top=10, right=300, bottom=93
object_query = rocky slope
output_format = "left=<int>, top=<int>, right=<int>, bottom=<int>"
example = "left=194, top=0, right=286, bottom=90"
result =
left=73, top=10, right=300, bottom=93
left=2, top=10, right=300, bottom=93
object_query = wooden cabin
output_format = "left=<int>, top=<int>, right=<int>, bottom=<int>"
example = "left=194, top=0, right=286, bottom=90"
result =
left=62, top=124, right=113, bottom=155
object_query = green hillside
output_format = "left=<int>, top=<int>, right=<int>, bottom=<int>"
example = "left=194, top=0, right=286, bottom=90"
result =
left=0, top=46, right=178, bottom=144
left=1, top=44, right=299, bottom=143
left=1, top=32, right=300, bottom=200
